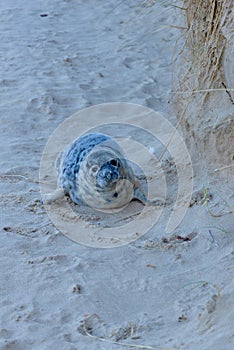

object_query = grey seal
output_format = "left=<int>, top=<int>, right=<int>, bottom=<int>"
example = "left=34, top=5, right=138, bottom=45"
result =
left=44, top=133, right=148, bottom=209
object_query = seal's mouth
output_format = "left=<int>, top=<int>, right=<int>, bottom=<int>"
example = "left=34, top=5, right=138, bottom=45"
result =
left=96, top=163, right=120, bottom=189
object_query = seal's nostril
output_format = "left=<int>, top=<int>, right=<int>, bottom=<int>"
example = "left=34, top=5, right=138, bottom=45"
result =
left=102, top=168, right=112, bottom=178
left=106, top=171, right=112, bottom=179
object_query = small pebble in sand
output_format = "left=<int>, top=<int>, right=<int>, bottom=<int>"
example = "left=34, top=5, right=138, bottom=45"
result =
left=72, top=284, right=82, bottom=294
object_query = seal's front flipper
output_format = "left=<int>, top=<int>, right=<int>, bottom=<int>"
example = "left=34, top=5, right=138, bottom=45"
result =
left=133, top=186, right=149, bottom=206
left=43, top=188, right=65, bottom=204
left=133, top=186, right=165, bottom=207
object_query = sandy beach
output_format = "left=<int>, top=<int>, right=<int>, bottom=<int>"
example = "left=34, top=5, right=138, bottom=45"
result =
left=0, top=1, right=233, bottom=349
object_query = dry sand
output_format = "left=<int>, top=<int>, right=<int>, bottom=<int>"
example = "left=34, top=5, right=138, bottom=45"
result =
left=0, top=1, right=233, bottom=350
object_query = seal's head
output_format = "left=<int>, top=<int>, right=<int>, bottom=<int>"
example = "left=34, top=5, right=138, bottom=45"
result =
left=85, top=149, right=126, bottom=190
left=77, top=146, right=136, bottom=209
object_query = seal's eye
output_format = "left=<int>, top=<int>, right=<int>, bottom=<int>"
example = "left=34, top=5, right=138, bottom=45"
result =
left=90, top=165, right=99, bottom=175
left=110, top=159, right=118, bottom=167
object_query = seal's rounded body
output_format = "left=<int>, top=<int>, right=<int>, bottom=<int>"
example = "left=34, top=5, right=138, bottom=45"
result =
left=45, top=133, right=148, bottom=209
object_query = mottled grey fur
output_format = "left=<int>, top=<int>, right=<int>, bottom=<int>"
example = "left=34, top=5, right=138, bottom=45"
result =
left=44, top=133, right=148, bottom=209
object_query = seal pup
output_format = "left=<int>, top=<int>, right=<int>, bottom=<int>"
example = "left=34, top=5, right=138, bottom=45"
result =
left=44, top=133, right=149, bottom=209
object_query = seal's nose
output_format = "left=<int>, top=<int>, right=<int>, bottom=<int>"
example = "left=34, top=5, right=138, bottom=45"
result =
left=103, top=168, right=112, bottom=180
left=96, top=163, right=120, bottom=188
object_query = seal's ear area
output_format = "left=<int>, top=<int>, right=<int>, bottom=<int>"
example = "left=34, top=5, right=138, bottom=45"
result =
left=98, top=139, right=124, bottom=155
